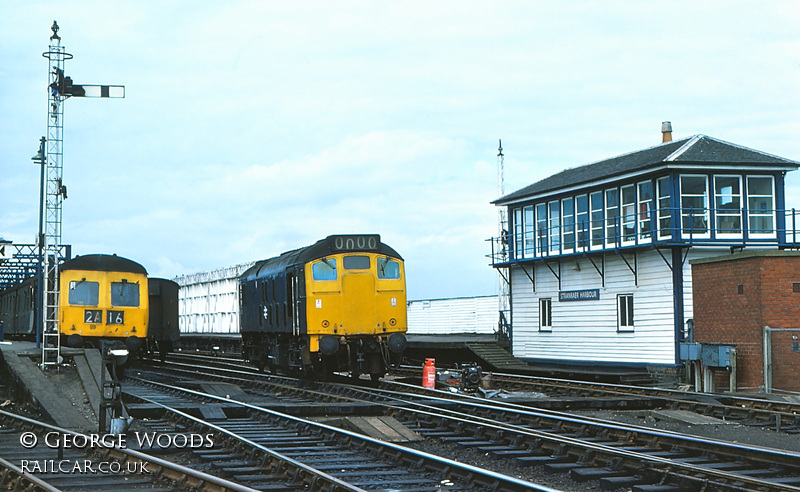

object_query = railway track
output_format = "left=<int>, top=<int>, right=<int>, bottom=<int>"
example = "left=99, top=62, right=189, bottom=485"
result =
left=122, top=375, right=555, bottom=491
left=392, top=365, right=800, bottom=434
left=136, top=355, right=800, bottom=491
left=0, top=407, right=258, bottom=491
left=162, top=353, right=800, bottom=434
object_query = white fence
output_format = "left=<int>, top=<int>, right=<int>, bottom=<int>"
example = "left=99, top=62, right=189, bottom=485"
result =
left=174, top=262, right=254, bottom=334
left=407, top=295, right=499, bottom=335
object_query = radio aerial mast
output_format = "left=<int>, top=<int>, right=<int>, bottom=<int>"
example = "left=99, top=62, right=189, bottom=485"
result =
left=39, top=21, right=124, bottom=367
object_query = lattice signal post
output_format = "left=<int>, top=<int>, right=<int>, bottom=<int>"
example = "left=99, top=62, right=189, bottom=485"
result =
left=497, top=140, right=509, bottom=337
left=39, top=21, right=124, bottom=366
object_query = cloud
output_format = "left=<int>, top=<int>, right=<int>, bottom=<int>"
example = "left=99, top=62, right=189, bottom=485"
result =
left=2, top=1, right=800, bottom=301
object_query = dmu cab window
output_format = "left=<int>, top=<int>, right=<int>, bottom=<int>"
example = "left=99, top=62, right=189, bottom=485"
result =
left=68, top=280, right=99, bottom=306
left=111, top=281, right=140, bottom=307
left=377, top=258, right=400, bottom=279
left=343, top=255, right=370, bottom=270
left=312, top=259, right=337, bottom=280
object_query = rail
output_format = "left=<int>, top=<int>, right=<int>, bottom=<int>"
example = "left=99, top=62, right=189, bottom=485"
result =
left=126, top=374, right=557, bottom=492
left=139, top=355, right=800, bottom=491
left=0, top=407, right=259, bottom=491
left=393, top=366, right=800, bottom=434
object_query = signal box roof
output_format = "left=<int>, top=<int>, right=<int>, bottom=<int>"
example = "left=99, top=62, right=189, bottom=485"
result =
left=494, top=135, right=799, bottom=206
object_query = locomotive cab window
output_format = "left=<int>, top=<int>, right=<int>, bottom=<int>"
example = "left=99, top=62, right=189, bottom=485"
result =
left=111, top=281, right=140, bottom=307
left=377, top=258, right=400, bottom=279
left=68, top=280, right=99, bottom=306
left=343, top=255, right=370, bottom=270
left=312, top=259, right=337, bottom=280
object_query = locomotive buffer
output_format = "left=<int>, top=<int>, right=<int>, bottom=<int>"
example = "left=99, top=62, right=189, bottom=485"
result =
left=38, top=21, right=123, bottom=366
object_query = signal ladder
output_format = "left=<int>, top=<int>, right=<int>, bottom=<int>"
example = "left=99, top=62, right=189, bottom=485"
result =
left=40, top=24, right=69, bottom=366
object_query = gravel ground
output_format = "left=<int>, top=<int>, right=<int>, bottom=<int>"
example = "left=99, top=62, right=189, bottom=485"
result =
left=574, top=408, right=800, bottom=453
left=404, top=406, right=800, bottom=491
left=45, top=362, right=99, bottom=427
left=405, top=438, right=587, bottom=491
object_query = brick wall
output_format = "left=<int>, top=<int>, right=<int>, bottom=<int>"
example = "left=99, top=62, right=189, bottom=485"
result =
left=691, top=252, right=800, bottom=393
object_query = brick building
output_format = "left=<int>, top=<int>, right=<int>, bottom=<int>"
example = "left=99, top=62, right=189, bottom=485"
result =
left=691, top=251, right=800, bottom=393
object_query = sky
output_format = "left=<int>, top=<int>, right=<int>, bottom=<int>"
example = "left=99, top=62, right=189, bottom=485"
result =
left=2, top=1, right=800, bottom=300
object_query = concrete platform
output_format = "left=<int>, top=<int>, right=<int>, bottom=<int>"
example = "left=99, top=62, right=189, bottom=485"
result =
left=405, top=334, right=655, bottom=385
left=0, top=340, right=55, bottom=354
left=405, top=333, right=527, bottom=371
left=0, top=342, right=106, bottom=432
left=406, top=333, right=505, bottom=350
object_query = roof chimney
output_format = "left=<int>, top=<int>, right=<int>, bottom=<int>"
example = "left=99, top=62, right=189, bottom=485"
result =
left=661, top=121, right=673, bottom=143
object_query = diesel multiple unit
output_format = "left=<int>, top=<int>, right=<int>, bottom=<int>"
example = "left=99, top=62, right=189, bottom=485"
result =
left=0, top=254, right=177, bottom=355
left=239, top=234, right=407, bottom=379
left=60, top=254, right=149, bottom=351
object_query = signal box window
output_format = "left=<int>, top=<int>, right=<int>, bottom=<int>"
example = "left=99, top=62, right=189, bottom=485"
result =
left=343, top=255, right=370, bottom=270
left=680, top=175, right=709, bottom=236
left=111, top=281, right=140, bottom=307
left=312, top=259, right=337, bottom=280
left=590, top=191, right=604, bottom=247
left=68, top=281, right=99, bottom=306
left=617, top=294, right=634, bottom=332
left=576, top=195, right=589, bottom=249
left=747, top=176, right=775, bottom=235
left=539, top=298, right=552, bottom=332
left=657, top=177, right=672, bottom=239
left=714, top=176, right=742, bottom=235
left=377, top=258, right=400, bottom=279
left=621, top=185, right=636, bottom=242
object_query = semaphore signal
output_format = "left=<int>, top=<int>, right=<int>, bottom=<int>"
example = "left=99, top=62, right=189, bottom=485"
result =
left=37, top=20, right=124, bottom=367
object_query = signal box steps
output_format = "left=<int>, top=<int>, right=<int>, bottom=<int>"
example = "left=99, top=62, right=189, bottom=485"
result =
left=465, top=342, right=531, bottom=371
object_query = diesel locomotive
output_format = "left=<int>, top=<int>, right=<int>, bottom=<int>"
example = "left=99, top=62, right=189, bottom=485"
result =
left=239, top=234, right=408, bottom=379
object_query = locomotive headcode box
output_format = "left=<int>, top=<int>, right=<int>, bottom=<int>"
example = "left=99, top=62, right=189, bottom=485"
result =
left=328, top=235, right=381, bottom=252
